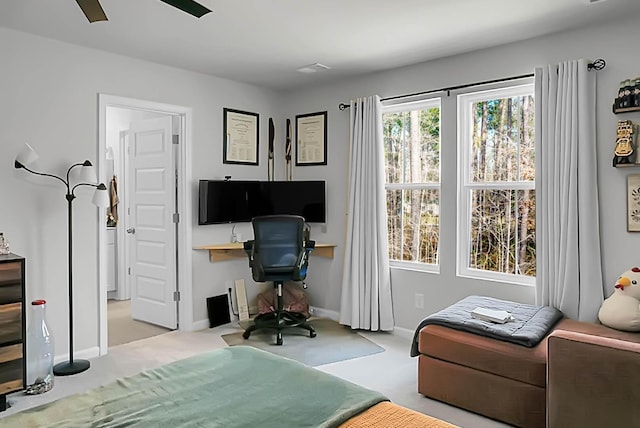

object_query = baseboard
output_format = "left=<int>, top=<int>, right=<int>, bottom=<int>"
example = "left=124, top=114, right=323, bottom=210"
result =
left=195, top=307, right=338, bottom=330
left=192, top=319, right=210, bottom=331
left=310, top=306, right=339, bottom=321
left=393, top=326, right=414, bottom=339
left=193, top=303, right=260, bottom=332
left=197, top=306, right=413, bottom=337
left=309, top=307, right=416, bottom=339
left=201, top=306, right=338, bottom=325
left=312, top=308, right=416, bottom=339
left=54, top=346, right=100, bottom=365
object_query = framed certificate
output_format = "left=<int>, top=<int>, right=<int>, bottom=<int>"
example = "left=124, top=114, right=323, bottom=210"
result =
left=295, top=111, right=327, bottom=166
left=223, top=108, right=259, bottom=165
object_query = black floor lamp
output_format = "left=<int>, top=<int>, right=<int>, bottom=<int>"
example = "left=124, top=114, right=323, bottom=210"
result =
left=14, top=143, right=110, bottom=376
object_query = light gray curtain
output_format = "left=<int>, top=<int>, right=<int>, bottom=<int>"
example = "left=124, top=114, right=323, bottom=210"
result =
left=535, top=59, right=603, bottom=321
left=339, top=95, right=394, bottom=331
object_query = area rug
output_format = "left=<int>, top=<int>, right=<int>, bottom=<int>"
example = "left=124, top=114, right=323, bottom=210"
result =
left=222, top=318, right=385, bottom=366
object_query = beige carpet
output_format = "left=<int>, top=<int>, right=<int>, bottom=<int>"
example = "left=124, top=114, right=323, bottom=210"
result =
left=0, top=321, right=509, bottom=428
left=222, top=318, right=385, bottom=366
left=108, top=300, right=171, bottom=347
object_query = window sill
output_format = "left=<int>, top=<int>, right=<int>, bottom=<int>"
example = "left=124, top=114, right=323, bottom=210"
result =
left=457, top=268, right=535, bottom=287
left=390, top=261, right=439, bottom=274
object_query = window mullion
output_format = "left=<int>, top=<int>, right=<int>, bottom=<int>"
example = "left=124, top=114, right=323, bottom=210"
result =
left=465, top=182, right=534, bottom=190
left=386, top=183, right=440, bottom=190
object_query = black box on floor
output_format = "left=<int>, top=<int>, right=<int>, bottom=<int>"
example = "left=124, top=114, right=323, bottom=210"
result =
left=207, top=294, right=231, bottom=328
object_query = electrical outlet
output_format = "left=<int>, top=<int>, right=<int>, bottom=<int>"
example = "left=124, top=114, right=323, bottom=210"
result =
left=415, top=293, right=424, bottom=309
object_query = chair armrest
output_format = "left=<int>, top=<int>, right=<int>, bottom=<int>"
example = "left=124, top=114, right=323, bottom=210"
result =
left=547, top=328, right=640, bottom=428
left=305, top=240, right=316, bottom=251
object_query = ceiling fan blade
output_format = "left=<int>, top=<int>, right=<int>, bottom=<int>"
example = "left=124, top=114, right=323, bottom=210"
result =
left=76, top=0, right=108, bottom=23
left=160, top=0, right=212, bottom=18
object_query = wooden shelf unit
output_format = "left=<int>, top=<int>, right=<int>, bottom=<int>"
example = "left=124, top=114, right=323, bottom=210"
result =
left=0, top=254, right=25, bottom=411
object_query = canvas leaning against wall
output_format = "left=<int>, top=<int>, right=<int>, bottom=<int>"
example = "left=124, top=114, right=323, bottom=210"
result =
left=627, top=174, right=640, bottom=232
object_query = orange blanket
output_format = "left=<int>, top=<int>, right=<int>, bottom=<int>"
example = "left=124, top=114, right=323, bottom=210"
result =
left=341, top=401, right=458, bottom=428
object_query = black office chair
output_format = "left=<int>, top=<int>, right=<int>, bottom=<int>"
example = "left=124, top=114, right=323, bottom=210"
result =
left=242, top=215, right=316, bottom=345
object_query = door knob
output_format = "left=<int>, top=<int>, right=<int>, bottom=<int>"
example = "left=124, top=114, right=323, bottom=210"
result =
left=126, top=227, right=136, bottom=234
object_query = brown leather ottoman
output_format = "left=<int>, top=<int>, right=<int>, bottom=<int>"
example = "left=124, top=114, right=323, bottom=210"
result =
left=417, top=320, right=574, bottom=427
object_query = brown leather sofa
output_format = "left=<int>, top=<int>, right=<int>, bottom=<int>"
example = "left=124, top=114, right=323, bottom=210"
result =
left=417, top=319, right=640, bottom=427
left=547, top=323, right=640, bottom=428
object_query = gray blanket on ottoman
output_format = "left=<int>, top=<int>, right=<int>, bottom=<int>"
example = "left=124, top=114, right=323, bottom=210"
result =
left=410, top=295, right=563, bottom=357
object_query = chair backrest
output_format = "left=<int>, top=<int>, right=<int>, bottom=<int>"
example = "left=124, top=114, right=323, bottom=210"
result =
left=249, top=215, right=308, bottom=281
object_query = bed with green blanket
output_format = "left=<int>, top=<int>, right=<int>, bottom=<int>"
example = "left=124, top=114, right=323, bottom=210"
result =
left=1, top=346, right=455, bottom=428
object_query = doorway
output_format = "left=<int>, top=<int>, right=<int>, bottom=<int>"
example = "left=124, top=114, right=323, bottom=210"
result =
left=97, top=94, right=194, bottom=355
left=107, top=299, right=170, bottom=347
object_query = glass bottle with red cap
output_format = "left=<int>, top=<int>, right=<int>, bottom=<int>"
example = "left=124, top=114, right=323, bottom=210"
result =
left=25, top=299, right=54, bottom=394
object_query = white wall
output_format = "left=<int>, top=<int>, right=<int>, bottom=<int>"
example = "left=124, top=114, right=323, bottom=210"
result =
left=0, top=28, right=283, bottom=359
left=3, top=12, right=640, bottom=361
left=282, top=13, right=640, bottom=330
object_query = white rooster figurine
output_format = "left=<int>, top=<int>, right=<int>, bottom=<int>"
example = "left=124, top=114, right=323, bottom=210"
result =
left=598, top=267, right=640, bottom=332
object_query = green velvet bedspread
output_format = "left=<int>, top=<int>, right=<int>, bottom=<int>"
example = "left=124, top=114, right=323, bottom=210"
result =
left=3, top=346, right=387, bottom=427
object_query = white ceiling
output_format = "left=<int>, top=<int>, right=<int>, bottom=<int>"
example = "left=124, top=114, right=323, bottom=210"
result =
left=2, top=0, right=639, bottom=91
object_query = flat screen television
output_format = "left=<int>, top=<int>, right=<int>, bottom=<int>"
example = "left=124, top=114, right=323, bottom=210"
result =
left=198, top=180, right=326, bottom=225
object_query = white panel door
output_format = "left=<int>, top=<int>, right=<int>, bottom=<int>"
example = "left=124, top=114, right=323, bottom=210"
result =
left=128, top=116, right=177, bottom=329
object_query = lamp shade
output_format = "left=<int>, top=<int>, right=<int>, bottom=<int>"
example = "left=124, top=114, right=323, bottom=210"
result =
left=15, top=143, right=39, bottom=167
left=80, top=164, right=98, bottom=184
left=92, top=184, right=110, bottom=208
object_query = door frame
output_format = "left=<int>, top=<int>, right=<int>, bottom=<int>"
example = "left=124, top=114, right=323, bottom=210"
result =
left=97, top=94, right=194, bottom=356
left=116, top=129, right=130, bottom=301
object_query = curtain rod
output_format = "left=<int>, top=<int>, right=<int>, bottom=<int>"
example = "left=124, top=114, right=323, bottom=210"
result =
left=338, top=58, right=606, bottom=110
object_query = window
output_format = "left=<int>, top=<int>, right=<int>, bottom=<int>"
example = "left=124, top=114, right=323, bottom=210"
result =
left=457, top=84, right=535, bottom=285
left=382, top=99, right=441, bottom=271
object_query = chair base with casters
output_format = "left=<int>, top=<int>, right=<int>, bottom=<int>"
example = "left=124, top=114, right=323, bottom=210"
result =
left=242, top=281, right=316, bottom=345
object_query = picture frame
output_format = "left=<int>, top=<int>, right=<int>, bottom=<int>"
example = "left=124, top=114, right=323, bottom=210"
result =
left=223, top=108, right=259, bottom=165
left=295, top=111, right=327, bottom=166
left=627, top=174, right=640, bottom=232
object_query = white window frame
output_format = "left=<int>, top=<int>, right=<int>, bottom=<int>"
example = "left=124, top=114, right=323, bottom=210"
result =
left=456, top=84, right=535, bottom=286
left=382, top=98, right=441, bottom=273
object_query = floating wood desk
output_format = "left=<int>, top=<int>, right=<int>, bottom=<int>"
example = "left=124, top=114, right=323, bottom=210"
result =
left=194, top=242, right=336, bottom=263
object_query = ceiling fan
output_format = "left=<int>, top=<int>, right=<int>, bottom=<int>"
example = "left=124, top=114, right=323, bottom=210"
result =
left=75, top=0, right=212, bottom=23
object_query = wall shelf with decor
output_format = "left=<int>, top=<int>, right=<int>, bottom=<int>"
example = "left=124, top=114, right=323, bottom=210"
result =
left=614, top=163, right=640, bottom=168
left=612, top=78, right=640, bottom=166
left=613, top=77, right=640, bottom=114
left=612, top=119, right=638, bottom=168
left=613, top=106, right=640, bottom=114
